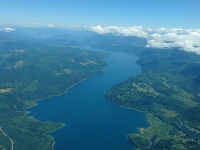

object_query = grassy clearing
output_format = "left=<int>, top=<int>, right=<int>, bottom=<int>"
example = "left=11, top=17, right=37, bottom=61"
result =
left=128, top=114, right=173, bottom=142
left=172, top=91, right=198, bottom=107
left=14, top=49, right=26, bottom=53
left=55, top=69, right=72, bottom=76
left=80, top=59, right=97, bottom=66
left=4, top=60, right=24, bottom=70
left=161, top=77, right=171, bottom=88
left=160, top=108, right=178, bottom=118
left=0, top=88, right=12, bottom=93
left=68, top=58, right=76, bottom=62
left=128, top=113, right=172, bottom=149
left=132, top=83, right=160, bottom=96
left=128, top=113, right=189, bottom=149
left=161, top=77, right=198, bottom=107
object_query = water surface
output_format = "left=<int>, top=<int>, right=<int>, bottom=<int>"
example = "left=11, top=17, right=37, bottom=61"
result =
left=30, top=50, right=149, bottom=150
left=181, top=125, right=200, bottom=139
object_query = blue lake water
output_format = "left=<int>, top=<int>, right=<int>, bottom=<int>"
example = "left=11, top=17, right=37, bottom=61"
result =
left=29, top=50, right=149, bottom=150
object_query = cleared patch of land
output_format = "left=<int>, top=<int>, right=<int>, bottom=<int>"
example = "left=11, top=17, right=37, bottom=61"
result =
left=132, top=83, right=160, bottom=97
left=14, top=49, right=26, bottom=53
left=160, top=108, right=178, bottom=118
left=0, top=88, right=12, bottom=93
left=80, top=59, right=97, bottom=66
left=128, top=114, right=190, bottom=150
left=54, top=69, right=72, bottom=76
left=4, top=60, right=24, bottom=70
left=68, top=58, right=76, bottom=62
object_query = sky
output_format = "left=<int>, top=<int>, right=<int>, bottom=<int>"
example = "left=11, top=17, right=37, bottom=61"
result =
left=1, top=0, right=200, bottom=54
left=0, top=0, right=200, bottom=28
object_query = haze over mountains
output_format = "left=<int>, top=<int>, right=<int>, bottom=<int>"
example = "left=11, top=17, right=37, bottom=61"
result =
left=1, top=25, right=200, bottom=55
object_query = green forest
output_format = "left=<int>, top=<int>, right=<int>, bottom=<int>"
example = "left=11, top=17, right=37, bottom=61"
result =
left=106, top=48, right=200, bottom=150
left=0, top=39, right=107, bottom=150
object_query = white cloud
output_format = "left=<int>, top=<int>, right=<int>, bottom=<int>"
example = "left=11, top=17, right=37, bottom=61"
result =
left=90, top=25, right=107, bottom=34
left=90, top=26, right=200, bottom=55
left=90, top=25, right=148, bottom=38
left=24, top=23, right=55, bottom=28
left=146, top=28, right=200, bottom=55
left=46, top=24, right=55, bottom=28
left=0, top=27, right=16, bottom=32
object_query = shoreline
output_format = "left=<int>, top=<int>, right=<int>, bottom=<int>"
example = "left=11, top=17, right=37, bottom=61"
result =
left=26, top=74, right=99, bottom=110
left=25, top=73, right=101, bottom=150
left=107, top=98, right=149, bottom=116
left=50, top=123, right=66, bottom=150
left=106, top=99, right=150, bottom=139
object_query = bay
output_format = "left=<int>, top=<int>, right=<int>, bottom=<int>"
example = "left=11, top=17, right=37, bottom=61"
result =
left=29, top=49, right=149, bottom=150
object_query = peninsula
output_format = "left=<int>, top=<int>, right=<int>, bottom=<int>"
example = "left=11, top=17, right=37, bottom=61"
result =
left=106, top=48, right=200, bottom=149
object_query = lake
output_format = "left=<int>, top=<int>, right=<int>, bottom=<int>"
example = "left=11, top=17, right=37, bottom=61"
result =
left=29, top=49, right=149, bottom=150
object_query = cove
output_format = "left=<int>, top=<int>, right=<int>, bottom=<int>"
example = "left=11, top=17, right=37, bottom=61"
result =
left=29, top=49, right=149, bottom=150
left=181, top=125, right=200, bottom=139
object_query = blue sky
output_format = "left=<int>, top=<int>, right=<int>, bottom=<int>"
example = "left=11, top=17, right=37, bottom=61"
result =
left=0, top=0, right=199, bottom=28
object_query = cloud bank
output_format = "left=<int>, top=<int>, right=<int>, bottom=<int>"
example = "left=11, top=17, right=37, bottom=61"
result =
left=90, top=25, right=148, bottom=38
left=0, top=27, right=16, bottom=32
left=90, top=25, right=200, bottom=55
left=146, top=28, right=200, bottom=54
left=24, top=23, right=55, bottom=28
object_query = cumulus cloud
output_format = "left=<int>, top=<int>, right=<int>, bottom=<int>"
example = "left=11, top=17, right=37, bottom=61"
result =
left=0, top=27, right=16, bottom=32
left=146, top=28, right=200, bottom=54
left=90, top=25, right=200, bottom=54
left=90, top=25, right=148, bottom=38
